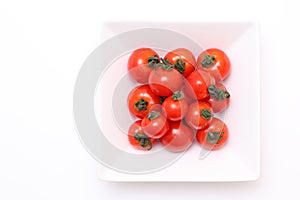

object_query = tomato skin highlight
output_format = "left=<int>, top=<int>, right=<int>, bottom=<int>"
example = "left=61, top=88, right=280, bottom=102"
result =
left=184, top=70, right=215, bottom=100
left=207, top=83, right=230, bottom=113
left=149, top=67, right=183, bottom=96
left=197, top=48, right=231, bottom=82
left=185, top=101, right=213, bottom=130
left=128, top=48, right=160, bottom=83
left=164, top=48, right=196, bottom=77
left=128, top=120, right=156, bottom=150
left=162, top=91, right=188, bottom=121
left=160, top=121, right=195, bottom=152
left=141, top=110, right=169, bottom=139
left=127, top=85, right=160, bottom=119
left=196, top=117, right=229, bottom=150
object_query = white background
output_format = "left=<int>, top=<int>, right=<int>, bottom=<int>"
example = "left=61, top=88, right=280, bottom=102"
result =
left=0, top=0, right=299, bottom=199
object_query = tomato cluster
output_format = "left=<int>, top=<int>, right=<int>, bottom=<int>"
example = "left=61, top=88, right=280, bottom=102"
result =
left=127, top=47, right=231, bottom=152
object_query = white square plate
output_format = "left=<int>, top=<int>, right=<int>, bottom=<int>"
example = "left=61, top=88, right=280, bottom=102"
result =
left=94, top=22, right=260, bottom=182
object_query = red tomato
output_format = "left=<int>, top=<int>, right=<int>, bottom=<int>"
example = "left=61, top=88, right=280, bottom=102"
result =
left=128, top=120, right=156, bottom=150
left=208, top=83, right=230, bottom=113
left=162, top=91, right=188, bottom=121
left=128, top=48, right=160, bottom=83
left=196, top=117, right=229, bottom=150
left=185, top=101, right=213, bottom=130
left=184, top=69, right=215, bottom=100
left=182, top=89, right=196, bottom=104
left=164, top=48, right=196, bottom=77
left=127, top=85, right=160, bottom=119
left=149, top=63, right=183, bottom=96
left=197, top=48, right=231, bottom=82
left=141, top=110, right=169, bottom=139
left=159, top=121, right=195, bottom=152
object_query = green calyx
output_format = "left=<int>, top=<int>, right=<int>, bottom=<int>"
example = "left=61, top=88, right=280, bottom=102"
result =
left=172, top=91, right=184, bottom=101
left=201, top=109, right=213, bottom=120
left=149, top=56, right=187, bottom=73
left=201, top=54, right=215, bottom=68
left=174, top=59, right=185, bottom=74
left=134, top=98, right=148, bottom=111
left=160, top=58, right=175, bottom=70
left=150, top=57, right=185, bottom=72
left=206, top=131, right=224, bottom=144
left=134, top=133, right=152, bottom=150
left=146, top=111, right=160, bottom=120
left=208, top=85, right=230, bottom=101
left=148, top=55, right=160, bottom=68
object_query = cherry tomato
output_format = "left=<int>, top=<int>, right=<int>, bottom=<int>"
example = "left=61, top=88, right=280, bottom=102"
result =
left=128, top=120, right=156, bottom=150
left=159, top=121, right=195, bottom=152
left=182, top=89, right=195, bottom=104
left=208, top=83, right=230, bottom=113
left=197, top=48, right=231, bottom=82
left=141, top=109, right=169, bottom=139
left=128, top=48, right=160, bottom=83
left=184, top=69, right=215, bottom=100
left=162, top=91, right=188, bottom=121
left=164, top=48, right=196, bottom=77
left=149, top=63, right=183, bottom=96
left=185, top=101, right=213, bottom=130
left=196, top=117, right=229, bottom=150
left=127, top=85, right=160, bottom=119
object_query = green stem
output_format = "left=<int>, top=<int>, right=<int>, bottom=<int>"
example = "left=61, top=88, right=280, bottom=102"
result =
left=201, top=109, right=213, bottom=120
left=172, top=91, right=184, bottom=100
left=134, top=99, right=148, bottom=111
left=201, top=54, right=215, bottom=68
left=146, top=111, right=160, bottom=120
left=174, top=59, right=185, bottom=74
left=208, top=85, right=230, bottom=101
left=206, top=131, right=224, bottom=144
left=160, top=58, right=174, bottom=70
left=148, top=55, right=159, bottom=68
left=134, top=133, right=153, bottom=150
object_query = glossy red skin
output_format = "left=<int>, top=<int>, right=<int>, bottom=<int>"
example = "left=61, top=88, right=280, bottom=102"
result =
left=197, top=48, right=231, bottom=82
left=128, top=48, right=159, bottom=83
left=149, top=67, right=183, bottom=96
left=141, top=111, right=169, bottom=139
left=160, top=121, right=195, bottom=152
left=184, top=70, right=215, bottom=100
left=162, top=96, right=188, bottom=121
left=128, top=120, right=156, bottom=150
left=208, top=83, right=230, bottom=113
left=127, top=85, right=160, bottom=119
left=164, top=48, right=196, bottom=77
left=196, top=117, right=229, bottom=150
left=185, top=101, right=213, bottom=130
left=181, top=88, right=196, bottom=104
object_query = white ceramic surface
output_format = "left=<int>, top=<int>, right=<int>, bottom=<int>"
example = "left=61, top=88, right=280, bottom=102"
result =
left=95, top=22, right=260, bottom=182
